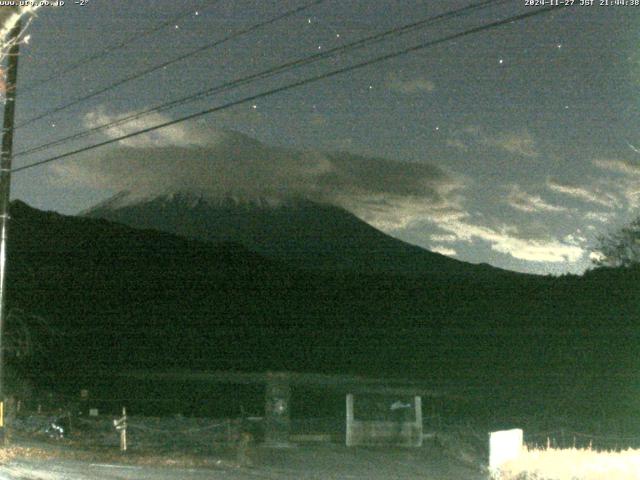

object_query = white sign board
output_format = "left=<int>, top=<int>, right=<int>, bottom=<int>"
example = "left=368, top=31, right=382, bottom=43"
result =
left=489, top=428, right=523, bottom=477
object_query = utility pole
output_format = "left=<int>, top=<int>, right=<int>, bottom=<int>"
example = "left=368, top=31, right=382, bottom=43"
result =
left=0, top=15, right=21, bottom=438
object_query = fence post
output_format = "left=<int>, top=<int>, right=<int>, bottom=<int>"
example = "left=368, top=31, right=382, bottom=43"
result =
left=114, top=407, right=127, bottom=452
left=345, top=393, right=354, bottom=447
left=120, top=407, right=127, bottom=452
left=414, top=396, right=423, bottom=447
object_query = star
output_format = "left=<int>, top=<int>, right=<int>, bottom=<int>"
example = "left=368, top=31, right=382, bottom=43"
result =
left=195, top=11, right=199, bottom=16
left=498, top=58, right=504, bottom=65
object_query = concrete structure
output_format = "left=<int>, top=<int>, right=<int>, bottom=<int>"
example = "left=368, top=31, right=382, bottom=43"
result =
left=346, top=393, right=423, bottom=447
left=120, top=370, right=443, bottom=447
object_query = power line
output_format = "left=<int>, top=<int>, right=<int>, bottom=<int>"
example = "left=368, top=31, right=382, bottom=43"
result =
left=12, top=5, right=567, bottom=174
left=21, top=1, right=219, bottom=95
left=15, top=0, right=508, bottom=159
left=15, top=0, right=328, bottom=129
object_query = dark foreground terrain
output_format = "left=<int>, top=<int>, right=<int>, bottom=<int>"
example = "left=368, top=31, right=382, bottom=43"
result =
left=0, top=446, right=485, bottom=480
left=6, top=200, right=640, bottom=424
left=0, top=411, right=493, bottom=479
left=0, top=429, right=486, bottom=480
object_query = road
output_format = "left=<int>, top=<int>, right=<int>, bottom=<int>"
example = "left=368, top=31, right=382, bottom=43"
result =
left=1, top=459, right=238, bottom=479
left=0, top=444, right=488, bottom=479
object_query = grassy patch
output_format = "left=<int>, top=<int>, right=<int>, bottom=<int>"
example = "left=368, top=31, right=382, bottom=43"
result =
left=498, top=446, right=640, bottom=480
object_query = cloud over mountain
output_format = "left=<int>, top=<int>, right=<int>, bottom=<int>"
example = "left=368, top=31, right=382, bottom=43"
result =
left=54, top=109, right=594, bottom=268
left=424, top=212, right=585, bottom=263
left=54, top=109, right=463, bottom=231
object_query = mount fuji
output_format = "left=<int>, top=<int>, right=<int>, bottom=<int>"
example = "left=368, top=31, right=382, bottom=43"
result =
left=83, top=190, right=507, bottom=277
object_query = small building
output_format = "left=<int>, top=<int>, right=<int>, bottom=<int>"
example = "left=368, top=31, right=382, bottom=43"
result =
left=346, top=393, right=423, bottom=447
left=118, top=370, right=445, bottom=447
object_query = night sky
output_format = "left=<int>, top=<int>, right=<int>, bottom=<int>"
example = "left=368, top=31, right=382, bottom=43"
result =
left=4, top=1, right=640, bottom=275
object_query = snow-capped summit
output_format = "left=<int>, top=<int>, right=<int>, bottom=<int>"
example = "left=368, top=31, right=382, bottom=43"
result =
left=85, top=190, right=293, bottom=214
left=84, top=190, right=503, bottom=277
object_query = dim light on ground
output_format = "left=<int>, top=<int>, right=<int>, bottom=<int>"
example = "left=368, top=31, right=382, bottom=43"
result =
left=497, top=446, right=640, bottom=480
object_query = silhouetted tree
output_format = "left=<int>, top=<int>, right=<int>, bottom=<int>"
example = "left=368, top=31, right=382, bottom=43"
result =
left=593, top=217, right=640, bottom=267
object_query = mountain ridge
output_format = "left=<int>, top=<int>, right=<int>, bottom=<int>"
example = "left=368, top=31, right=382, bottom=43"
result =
left=84, top=190, right=518, bottom=278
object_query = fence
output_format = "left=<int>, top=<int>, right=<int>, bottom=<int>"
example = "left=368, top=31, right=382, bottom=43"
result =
left=11, top=413, right=351, bottom=452
left=524, top=428, right=640, bottom=451
left=13, top=413, right=242, bottom=453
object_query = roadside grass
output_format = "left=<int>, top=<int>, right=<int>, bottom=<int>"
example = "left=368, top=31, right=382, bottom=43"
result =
left=0, top=445, right=58, bottom=463
left=497, top=445, right=640, bottom=480
left=0, top=432, right=240, bottom=469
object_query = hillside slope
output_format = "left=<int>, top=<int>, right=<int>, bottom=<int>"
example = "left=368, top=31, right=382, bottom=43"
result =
left=84, top=191, right=508, bottom=278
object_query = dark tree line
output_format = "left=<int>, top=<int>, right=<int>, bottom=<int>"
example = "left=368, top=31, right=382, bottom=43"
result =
left=593, top=217, right=640, bottom=268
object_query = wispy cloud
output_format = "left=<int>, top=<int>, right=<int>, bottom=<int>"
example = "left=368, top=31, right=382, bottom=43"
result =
left=592, top=158, right=640, bottom=209
left=546, top=177, right=618, bottom=208
left=593, top=158, right=640, bottom=176
left=507, top=185, right=567, bottom=213
left=386, top=73, right=435, bottom=95
left=427, top=213, right=585, bottom=263
left=447, top=126, right=539, bottom=158
left=57, top=108, right=464, bottom=231
left=430, top=233, right=458, bottom=243
left=584, top=211, right=614, bottom=223
left=431, top=246, right=457, bottom=257
left=589, top=251, right=605, bottom=262
left=563, top=232, right=587, bottom=246
left=84, top=107, right=212, bottom=148
left=487, top=130, right=538, bottom=158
